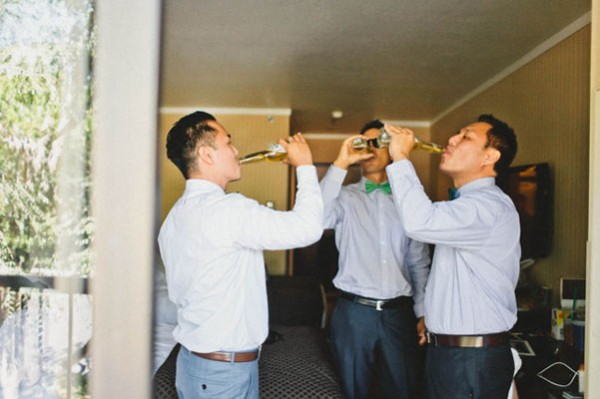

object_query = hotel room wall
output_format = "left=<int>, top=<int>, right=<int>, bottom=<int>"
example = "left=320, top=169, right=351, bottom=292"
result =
left=429, top=26, right=591, bottom=304
left=159, top=111, right=291, bottom=275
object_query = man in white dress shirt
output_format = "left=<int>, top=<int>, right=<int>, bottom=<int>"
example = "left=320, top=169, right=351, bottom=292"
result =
left=321, top=120, right=430, bottom=399
left=385, top=115, right=519, bottom=399
left=158, top=111, right=323, bottom=399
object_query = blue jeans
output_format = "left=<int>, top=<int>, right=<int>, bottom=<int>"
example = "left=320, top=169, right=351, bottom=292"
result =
left=176, top=346, right=259, bottom=399
left=329, top=298, right=423, bottom=399
left=426, top=344, right=514, bottom=399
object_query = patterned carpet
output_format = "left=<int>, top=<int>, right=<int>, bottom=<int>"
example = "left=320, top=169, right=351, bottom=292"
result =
left=152, top=325, right=343, bottom=398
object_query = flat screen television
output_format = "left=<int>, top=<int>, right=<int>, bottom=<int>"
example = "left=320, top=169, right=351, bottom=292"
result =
left=496, top=163, right=553, bottom=259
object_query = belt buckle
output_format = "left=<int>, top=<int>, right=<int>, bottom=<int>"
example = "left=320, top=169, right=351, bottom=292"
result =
left=375, top=300, right=384, bottom=311
left=459, top=336, right=484, bottom=347
left=426, top=332, right=434, bottom=345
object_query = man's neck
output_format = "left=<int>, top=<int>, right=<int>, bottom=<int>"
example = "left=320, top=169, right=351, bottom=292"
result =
left=188, top=171, right=228, bottom=190
left=452, top=171, right=496, bottom=189
left=363, top=170, right=388, bottom=184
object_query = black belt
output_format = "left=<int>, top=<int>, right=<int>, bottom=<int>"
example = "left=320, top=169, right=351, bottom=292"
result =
left=339, top=291, right=412, bottom=311
left=426, top=332, right=509, bottom=348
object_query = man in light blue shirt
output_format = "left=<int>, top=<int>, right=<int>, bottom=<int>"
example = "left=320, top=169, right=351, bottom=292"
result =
left=385, top=115, right=519, bottom=399
left=321, top=120, right=430, bottom=399
left=158, top=111, right=323, bottom=399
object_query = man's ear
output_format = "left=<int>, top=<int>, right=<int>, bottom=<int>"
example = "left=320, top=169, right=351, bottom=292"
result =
left=484, top=147, right=501, bottom=166
left=198, top=145, right=215, bottom=165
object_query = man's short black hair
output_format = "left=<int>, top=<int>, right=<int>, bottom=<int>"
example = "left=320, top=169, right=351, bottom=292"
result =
left=478, top=114, right=517, bottom=174
left=166, top=111, right=217, bottom=178
left=360, top=119, right=384, bottom=134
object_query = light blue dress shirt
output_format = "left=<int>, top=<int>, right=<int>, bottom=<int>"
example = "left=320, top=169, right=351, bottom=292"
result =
left=320, top=165, right=430, bottom=317
left=158, top=166, right=323, bottom=353
left=387, top=160, right=520, bottom=335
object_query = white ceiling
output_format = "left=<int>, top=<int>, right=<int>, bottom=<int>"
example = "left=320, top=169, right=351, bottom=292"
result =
left=160, top=0, right=591, bottom=133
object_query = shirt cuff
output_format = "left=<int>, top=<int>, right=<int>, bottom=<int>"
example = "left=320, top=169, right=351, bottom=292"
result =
left=325, top=165, right=348, bottom=183
left=413, top=303, right=425, bottom=319
left=386, top=160, right=423, bottom=198
left=296, top=165, right=317, bottom=183
left=386, top=159, right=416, bottom=177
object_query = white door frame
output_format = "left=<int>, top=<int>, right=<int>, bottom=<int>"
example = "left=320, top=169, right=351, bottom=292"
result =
left=586, top=1, right=600, bottom=395
left=91, top=1, right=161, bottom=397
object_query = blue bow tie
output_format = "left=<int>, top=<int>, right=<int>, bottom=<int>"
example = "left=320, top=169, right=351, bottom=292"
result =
left=448, top=188, right=458, bottom=200
left=365, top=180, right=391, bottom=194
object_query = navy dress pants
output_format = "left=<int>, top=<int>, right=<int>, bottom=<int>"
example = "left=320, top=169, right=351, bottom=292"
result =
left=426, top=343, right=514, bottom=399
left=329, top=297, right=422, bottom=399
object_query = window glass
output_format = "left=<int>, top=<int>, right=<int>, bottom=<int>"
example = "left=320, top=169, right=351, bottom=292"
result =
left=0, top=0, right=94, bottom=397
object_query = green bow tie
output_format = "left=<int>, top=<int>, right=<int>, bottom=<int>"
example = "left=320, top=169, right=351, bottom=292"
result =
left=365, top=180, right=391, bottom=194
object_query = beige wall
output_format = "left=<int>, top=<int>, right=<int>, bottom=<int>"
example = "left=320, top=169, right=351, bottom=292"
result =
left=159, top=111, right=291, bottom=275
left=430, top=26, right=591, bottom=304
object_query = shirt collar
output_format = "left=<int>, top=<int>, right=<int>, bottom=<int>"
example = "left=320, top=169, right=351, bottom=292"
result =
left=184, top=178, right=225, bottom=195
left=456, top=177, right=495, bottom=197
left=360, top=176, right=368, bottom=191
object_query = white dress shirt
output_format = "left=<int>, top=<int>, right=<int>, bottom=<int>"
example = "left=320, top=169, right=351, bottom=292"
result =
left=153, top=267, right=177, bottom=374
left=387, top=160, right=520, bottom=334
left=320, top=165, right=430, bottom=317
left=158, top=165, right=323, bottom=353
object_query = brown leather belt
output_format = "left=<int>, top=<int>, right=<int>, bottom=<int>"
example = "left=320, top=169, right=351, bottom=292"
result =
left=427, top=332, right=509, bottom=348
left=192, top=350, right=259, bottom=362
left=339, top=291, right=412, bottom=311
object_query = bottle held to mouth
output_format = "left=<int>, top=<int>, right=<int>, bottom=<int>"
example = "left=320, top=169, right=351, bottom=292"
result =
left=413, top=136, right=444, bottom=154
left=351, top=137, right=369, bottom=151
left=239, top=144, right=287, bottom=165
left=351, top=128, right=390, bottom=151
left=352, top=128, right=443, bottom=154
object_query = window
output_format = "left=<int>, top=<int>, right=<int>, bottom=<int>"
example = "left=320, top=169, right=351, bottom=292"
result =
left=0, top=0, right=94, bottom=397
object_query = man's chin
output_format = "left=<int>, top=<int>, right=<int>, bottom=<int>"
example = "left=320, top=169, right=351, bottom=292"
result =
left=438, top=163, right=455, bottom=178
left=231, top=172, right=242, bottom=182
left=360, top=157, right=378, bottom=168
left=439, top=157, right=449, bottom=170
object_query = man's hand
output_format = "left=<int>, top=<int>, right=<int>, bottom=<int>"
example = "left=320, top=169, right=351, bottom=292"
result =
left=417, top=317, right=427, bottom=346
left=280, top=133, right=313, bottom=167
left=332, top=135, right=374, bottom=170
left=384, top=124, right=415, bottom=162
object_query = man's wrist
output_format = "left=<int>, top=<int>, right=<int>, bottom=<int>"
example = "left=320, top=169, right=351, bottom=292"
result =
left=333, top=158, right=350, bottom=170
left=391, top=151, right=409, bottom=162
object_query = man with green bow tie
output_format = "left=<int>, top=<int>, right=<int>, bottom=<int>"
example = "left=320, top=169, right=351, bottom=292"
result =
left=365, top=179, right=392, bottom=194
left=320, top=119, right=431, bottom=399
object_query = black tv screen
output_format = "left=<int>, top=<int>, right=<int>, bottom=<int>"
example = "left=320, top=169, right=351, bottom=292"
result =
left=496, top=163, right=553, bottom=259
